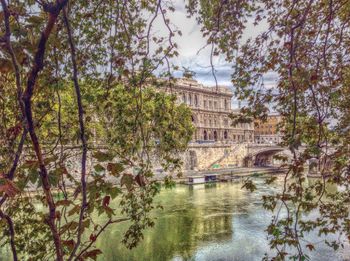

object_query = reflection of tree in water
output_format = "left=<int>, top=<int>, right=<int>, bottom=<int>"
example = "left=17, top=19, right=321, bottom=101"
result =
left=96, top=178, right=341, bottom=261
left=95, top=183, right=243, bottom=261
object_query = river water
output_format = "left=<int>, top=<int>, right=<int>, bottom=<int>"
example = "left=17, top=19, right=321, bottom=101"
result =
left=95, top=177, right=349, bottom=261
left=1, top=176, right=349, bottom=260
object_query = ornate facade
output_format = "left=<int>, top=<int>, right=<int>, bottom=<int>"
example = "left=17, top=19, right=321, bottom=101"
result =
left=166, top=78, right=254, bottom=143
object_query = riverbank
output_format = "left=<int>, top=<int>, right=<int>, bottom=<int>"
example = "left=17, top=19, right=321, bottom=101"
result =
left=23, top=166, right=286, bottom=194
left=169, top=166, right=287, bottom=183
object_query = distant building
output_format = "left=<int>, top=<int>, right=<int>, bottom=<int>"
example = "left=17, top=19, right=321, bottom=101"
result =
left=254, top=113, right=282, bottom=144
left=165, top=78, right=254, bottom=143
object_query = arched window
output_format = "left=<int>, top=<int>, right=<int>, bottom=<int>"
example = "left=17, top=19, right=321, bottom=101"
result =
left=204, top=130, right=208, bottom=140
left=214, top=131, right=218, bottom=141
left=224, top=130, right=228, bottom=140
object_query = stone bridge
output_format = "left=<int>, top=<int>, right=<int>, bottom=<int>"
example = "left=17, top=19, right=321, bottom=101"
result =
left=183, top=142, right=292, bottom=170
left=243, top=144, right=291, bottom=167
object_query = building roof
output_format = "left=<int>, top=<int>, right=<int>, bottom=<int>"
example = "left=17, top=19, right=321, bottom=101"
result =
left=174, top=77, right=233, bottom=97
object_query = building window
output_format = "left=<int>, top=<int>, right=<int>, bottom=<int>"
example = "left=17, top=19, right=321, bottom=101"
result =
left=209, top=100, right=212, bottom=109
left=214, top=101, right=217, bottom=109
left=204, top=130, right=208, bottom=140
left=189, top=94, right=192, bottom=105
left=224, top=99, right=228, bottom=110
left=224, top=131, right=228, bottom=140
left=214, top=130, right=218, bottom=141
left=204, top=100, right=207, bottom=108
left=183, top=93, right=186, bottom=103
left=195, top=95, right=198, bottom=106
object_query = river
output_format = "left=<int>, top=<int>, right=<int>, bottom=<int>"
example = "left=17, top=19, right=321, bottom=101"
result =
left=1, top=176, right=348, bottom=260
left=94, top=176, right=349, bottom=261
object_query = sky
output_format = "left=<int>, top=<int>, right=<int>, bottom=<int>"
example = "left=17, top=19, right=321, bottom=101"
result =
left=166, top=3, right=235, bottom=86
left=151, top=1, right=278, bottom=108
left=153, top=0, right=277, bottom=108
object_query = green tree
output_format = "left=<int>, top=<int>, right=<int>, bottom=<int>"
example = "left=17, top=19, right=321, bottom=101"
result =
left=0, top=1, right=192, bottom=260
left=187, top=0, right=350, bottom=259
left=2, top=0, right=350, bottom=260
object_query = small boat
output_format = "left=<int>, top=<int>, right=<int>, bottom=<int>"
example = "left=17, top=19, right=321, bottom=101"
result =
left=186, top=175, right=206, bottom=185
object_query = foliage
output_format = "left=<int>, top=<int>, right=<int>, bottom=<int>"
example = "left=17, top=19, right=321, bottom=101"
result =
left=1, top=0, right=350, bottom=260
left=0, top=0, right=192, bottom=260
left=187, top=0, right=350, bottom=259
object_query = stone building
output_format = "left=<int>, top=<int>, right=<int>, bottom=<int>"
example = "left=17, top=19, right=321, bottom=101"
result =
left=254, top=113, right=282, bottom=144
left=165, top=78, right=254, bottom=143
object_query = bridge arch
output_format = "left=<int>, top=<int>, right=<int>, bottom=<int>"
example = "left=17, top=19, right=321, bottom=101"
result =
left=243, top=147, right=289, bottom=167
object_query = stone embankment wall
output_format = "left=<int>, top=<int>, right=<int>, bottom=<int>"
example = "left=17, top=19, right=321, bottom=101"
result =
left=183, top=143, right=249, bottom=171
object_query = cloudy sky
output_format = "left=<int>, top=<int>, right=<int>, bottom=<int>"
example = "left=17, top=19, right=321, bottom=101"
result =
left=151, top=1, right=278, bottom=108
left=166, top=3, right=235, bottom=86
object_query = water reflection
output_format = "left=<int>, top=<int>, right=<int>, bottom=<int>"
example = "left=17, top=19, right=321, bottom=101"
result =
left=96, top=177, right=349, bottom=261
left=1, top=177, right=347, bottom=260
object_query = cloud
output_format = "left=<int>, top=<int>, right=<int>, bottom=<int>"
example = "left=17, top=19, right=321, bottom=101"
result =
left=153, top=1, right=278, bottom=93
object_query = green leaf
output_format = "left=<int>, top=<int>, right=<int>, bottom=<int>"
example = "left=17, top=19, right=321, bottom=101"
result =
left=92, top=151, right=114, bottom=162
left=265, top=176, right=277, bottom=185
left=241, top=179, right=257, bottom=192
left=60, top=221, right=79, bottom=234
left=27, top=15, right=44, bottom=25
left=28, top=168, right=39, bottom=184
left=108, top=186, right=122, bottom=199
left=120, top=174, right=134, bottom=191
left=94, top=164, right=105, bottom=173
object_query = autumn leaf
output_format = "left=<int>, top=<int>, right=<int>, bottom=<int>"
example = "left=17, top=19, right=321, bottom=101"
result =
left=107, top=162, right=124, bottom=177
left=102, top=195, right=110, bottom=207
left=0, top=180, right=20, bottom=197
left=89, top=234, right=97, bottom=242
left=81, top=249, right=102, bottom=260
left=62, top=239, right=75, bottom=251
left=306, top=244, right=315, bottom=251
left=134, top=173, right=147, bottom=187
left=56, top=199, right=72, bottom=207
